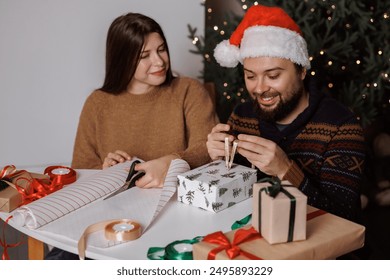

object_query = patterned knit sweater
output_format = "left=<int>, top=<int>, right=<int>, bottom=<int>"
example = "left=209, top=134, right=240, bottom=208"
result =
left=228, top=90, right=366, bottom=222
left=72, top=77, right=217, bottom=170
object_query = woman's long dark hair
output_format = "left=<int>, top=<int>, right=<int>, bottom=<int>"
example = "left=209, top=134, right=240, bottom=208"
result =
left=99, top=13, right=174, bottom=94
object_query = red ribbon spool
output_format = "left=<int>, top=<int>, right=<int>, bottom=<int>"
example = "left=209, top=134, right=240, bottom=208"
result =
left=20, top=165, right=77, bottom=204
left=44, top=166, right=77, bottom=186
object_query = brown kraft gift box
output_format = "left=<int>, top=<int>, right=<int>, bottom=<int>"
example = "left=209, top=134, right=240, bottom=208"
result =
left=252, top=181, right=307, bottom=244
left=0, top=171, right=50, bottom=212
left=193, top=206, right=365, bottom=260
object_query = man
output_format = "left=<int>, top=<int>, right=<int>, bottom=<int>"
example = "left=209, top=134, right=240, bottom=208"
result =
left=207, top=5, right=366, bottom=222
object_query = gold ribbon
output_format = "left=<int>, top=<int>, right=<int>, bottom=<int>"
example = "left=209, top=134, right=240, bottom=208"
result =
left=224, top=137, right=238, bottom=170
left=0, top=165, right=28, bottom=192
left=0, top=165, right=18, bottom=179
left=77, top=219, right=141, bottom=260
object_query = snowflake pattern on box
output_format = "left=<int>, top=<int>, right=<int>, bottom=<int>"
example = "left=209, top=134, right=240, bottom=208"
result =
left=177, top=159, right=257, bottom=212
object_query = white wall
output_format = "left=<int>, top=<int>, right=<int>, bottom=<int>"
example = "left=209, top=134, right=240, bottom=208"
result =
left=0, top=0, right=204, bottom=168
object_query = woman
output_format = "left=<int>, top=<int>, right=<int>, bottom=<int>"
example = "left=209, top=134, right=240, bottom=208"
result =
left=71, top=13, right=216, bottom=188
left=46, top=12, right=215, bottom=260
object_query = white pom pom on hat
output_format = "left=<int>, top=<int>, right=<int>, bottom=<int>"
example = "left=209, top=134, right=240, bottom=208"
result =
left=214, top=40, right=240, bottom=68
left=213, top=5, right=311, bottom=69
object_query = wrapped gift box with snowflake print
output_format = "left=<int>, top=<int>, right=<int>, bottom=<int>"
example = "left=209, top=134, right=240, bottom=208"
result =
left=177, top=160, right=257, bottom=212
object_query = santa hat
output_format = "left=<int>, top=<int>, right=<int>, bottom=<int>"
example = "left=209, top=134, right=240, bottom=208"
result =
left=214, top=5, right=311, bottom=69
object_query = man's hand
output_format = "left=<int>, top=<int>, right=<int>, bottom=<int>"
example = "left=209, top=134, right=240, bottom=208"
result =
left=206, top=123, right=235, bottom=161
left=237, top=134, right=291, bottom=179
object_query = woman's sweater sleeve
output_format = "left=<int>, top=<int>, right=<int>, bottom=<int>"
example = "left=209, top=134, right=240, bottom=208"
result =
left=71, top=93, right=103, bottom=169
left=175, top=80, right=217, bottom=168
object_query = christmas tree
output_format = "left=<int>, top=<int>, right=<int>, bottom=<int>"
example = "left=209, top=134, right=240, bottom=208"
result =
left=188, top=0, right=390, bottom=128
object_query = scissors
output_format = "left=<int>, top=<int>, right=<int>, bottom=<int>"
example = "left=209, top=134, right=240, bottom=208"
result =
left=103, top=160, right=145, bottom=200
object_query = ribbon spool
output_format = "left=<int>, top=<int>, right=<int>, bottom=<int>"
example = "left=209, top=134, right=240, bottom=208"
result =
left=224, top=137, right=238, bottom=170
left=78, top=219, right=142, bottom=260
left=44, top=166, right=77, bottom=185
left=147, top=236, right=203, bottom=260
left=1, top=165, right=77, bottom=207
left=105, top=220, right=141, bottom=242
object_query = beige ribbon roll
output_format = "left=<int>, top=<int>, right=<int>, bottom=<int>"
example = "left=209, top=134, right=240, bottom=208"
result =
left=105, top=220, right=141, bottom=241
left=224, top=137, right=238, bottom=170
left=77, top=158, right=190, bottom=259
left=77, top=219, right=141, bottom=260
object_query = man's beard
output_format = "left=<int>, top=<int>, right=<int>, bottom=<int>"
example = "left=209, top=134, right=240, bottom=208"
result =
left=252, top=85, right=305, bottom=123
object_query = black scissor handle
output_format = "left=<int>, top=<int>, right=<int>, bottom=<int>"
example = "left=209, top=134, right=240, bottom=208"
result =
left=125, top=160, right=141, bottom=182
left=126, top=171, right=146, bottom=190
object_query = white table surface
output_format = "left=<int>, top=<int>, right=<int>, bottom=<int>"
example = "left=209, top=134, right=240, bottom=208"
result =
left=0, top=169, right=252, bottom=260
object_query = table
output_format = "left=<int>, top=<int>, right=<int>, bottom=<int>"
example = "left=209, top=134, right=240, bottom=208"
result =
left=1, top=199, right=252, bottom=260
left=0, top=168, right=253, bottom=260
left=1, top=169, right=365, bottom=260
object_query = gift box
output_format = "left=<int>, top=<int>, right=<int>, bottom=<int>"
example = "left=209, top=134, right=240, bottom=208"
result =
left=252, top=179, right=307, bottom=244
left=0, top=169, right=50, bottom=212
left=0, top=184, right=23, bottom=212
left=193, top=206, right=366, bottom=260
left=177, top=160, right=257, bottom=212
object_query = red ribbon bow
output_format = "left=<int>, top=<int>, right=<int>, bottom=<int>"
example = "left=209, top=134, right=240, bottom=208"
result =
left=21, top=166, right=76, bottom=204
left=0, top=165, right=77, bottom=259
left=0, top=165, right=77, bottom=205
left=203, top=226, right=263, bottom=260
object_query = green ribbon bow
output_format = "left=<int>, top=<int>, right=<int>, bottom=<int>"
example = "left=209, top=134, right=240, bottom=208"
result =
left=147, top=236, right=203, bottom=260
left=231, top=214, right=252, bottom=230
left=257, top=177, right=283, bottom=197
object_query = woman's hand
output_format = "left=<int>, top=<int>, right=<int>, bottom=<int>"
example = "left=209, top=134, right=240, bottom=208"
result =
left=206, top=124, right=235, bottom=161
left=133, top=154, right=180, bottom=188
left=102, top=150, right=132, bottom=169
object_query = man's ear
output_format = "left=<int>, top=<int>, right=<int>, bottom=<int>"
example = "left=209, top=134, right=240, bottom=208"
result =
left=301, top=67, right=307, bottom=80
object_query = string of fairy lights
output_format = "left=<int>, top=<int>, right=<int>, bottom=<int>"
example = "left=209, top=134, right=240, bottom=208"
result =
left=191, top=0, right=390, bottom=119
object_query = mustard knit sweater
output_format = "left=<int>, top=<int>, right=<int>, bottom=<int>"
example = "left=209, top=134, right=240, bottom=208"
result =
left=71, top=77, right=216, bottom=169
